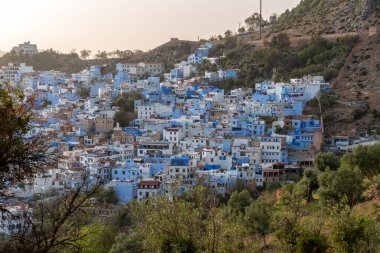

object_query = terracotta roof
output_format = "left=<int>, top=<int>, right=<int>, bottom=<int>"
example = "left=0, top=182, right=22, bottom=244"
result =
left=138, top=180, right=160, bottom=186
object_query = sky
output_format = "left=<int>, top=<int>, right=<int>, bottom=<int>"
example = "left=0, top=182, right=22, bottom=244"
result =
left=0, top=0, right=300, bottom=53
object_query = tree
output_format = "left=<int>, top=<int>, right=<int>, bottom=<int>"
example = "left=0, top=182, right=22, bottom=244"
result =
left=131, top=198, right=205, bottom=253
left=77, top=223, right=119, bottom=253
left=245, top=13, right=262, bottom=31
left=317, top=167, right=364, bottom=208
left=299, top=170, right=319, bottom=202
left=272, top=183, right=307, bottom=252
left=224, top=30, right=233, bottom=38
left=244, top=195, right=274, bottom=247
left=227, top=189, right=252, bottom=216
left=313, top=152, right=340, bottom=172
left=331, top=208, right=380, bottom=253
left=197, top=59, right=218, bottom=76
left=341, top=144, right=380, bottom=178
left=238, top=26, right=246, bottom=34
left=95, top=50, right=108, bottom=60
left=6, top=175, right=105, bottom=253
left=109, top=233, right=144, bottom=253
left=80, top=49, right=91, bottom=60
left=295, top=216, right=329, bottom=253
left=269, top=14, right=278, bottom=25
left=0, top=87, right=53, bottom=204
left=270, top=33, right=291, bottom=51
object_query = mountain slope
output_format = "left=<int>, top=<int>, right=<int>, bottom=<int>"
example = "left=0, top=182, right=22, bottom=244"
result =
left=272, top=0, right=380, bottom=36
left=324, top=32, right=380, bottom=136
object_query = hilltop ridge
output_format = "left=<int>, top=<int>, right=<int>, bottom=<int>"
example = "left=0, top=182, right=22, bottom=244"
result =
left=272, top=0, right=380, bottom=36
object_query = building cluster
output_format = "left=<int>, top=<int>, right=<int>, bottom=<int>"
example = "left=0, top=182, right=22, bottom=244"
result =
left=4, top=38, right=362, bottom=234
left=164, top=41, right=239, bottom=82
left=1, top=52, right=334, bottom=208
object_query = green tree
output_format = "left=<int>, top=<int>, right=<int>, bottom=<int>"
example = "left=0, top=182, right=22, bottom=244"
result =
left=224, top=30, right=233, bottom=38
left=95, top=50, right=108, bottom=60
left=238, top=26, right=246, bottom=33
left=109, top=233, right=144, bottom=253
left=317, top=167, right=364, bottom=208
left=80, top=49, right=91, bottom=60
left=77, top=223, right=119, bottom=253
left=269, top=14, right=278, bottom=25
left=331, top=208, right=380, bottom=253
left=270, top=33, right=291, bottom=51
left=0, top=87, right=53, bottom=201
left=341, top=144, right=380, bottom=178
left=244, top=195, right=274, bottom=247
left=313, top=152, right=340, bottom=172
left=295, top=216, right=329, bottom=253
left=299, top=170, right=319, bottom=202
left=132, top=198, right=205, bottom=253
left=227, top=189, right=252, bottom=216
left=272, top=183, right=307, bottom=252
left=245, top=13, right=262, bottom=31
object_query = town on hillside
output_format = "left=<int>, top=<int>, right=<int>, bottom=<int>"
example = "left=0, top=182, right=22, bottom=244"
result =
left=1, top=0, right=380, bottom=250
left=1, top=36, right=379, bottom=233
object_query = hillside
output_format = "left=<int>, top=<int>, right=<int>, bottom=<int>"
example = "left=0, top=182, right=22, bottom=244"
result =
left=324, top=32, right=380, bottom=136
left=0, top=51, right=5, bottom=57
left=0, top=39, right=199, bottom=73
left=126, top=39, right=199, bottom=65
left=272, top=0, right=380, bottom=36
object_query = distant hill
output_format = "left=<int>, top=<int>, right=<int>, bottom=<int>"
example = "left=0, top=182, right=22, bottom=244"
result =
left=0, top=39, right=199, bottom=73
left=272, top=0, right=380, bottom=36
left=125, top=39, right=199, bottom=65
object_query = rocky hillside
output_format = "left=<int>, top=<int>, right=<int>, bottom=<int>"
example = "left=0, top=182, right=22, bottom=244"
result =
left=324, top=32, right=380, bottom=136
left=272, top=0, right=380, bottom=35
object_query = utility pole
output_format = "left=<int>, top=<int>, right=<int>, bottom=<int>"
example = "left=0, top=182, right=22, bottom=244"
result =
left=259, top=0, right=262, bottom=40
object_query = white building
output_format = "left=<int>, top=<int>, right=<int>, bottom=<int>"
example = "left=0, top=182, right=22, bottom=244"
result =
left=1, top=63, right=34, bottom=84
left=137, top=180, right=161, bottom=202
left=260, top=137, right=288, bottom=164
left=163, top=126, right=185, bottom=145
left=12, top=41, right=38, bottom=55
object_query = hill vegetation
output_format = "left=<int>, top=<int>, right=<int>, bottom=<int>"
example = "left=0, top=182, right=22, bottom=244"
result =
left=207, top=34, right=358, bottom=86
left=272, top=0, right=380, bottom=35
left=0, top=39, right=199, bottom=74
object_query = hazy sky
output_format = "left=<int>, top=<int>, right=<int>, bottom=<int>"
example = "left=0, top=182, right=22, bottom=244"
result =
left=0, top=0, right=300, bottom=53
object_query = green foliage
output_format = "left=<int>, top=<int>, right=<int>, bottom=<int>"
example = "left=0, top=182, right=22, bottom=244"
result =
left=218, top=35, right=357, bottom=86
left=244, top=195, right=274, bottom=247
left=197, top=59, right=218, bottom=76
left=341, top=144, right=380, bottom=178
left=270, top=33, right=291, bottom=51
left=314, top=152, right=341, bottom=172
left=132, top=198, right=204, bottom=253
left=227, top=189, right=253, bottom=216
left=109, top=233, right=144, bottom=253
left=78, top=87, right=90, bottom=99
left=0, top=49, right=86, bottom=73
left=317, top=167, right=364, bottom=208
left=94, top=187, right=118, bottom=204
left=113, top=92, right=142, bottom=127
left=299, top=170, right=319, bottom=202
left=274, top=125, right=292, bottom=135
left=77, top=223, right=119, bottom=253
left=295, top=216, right=329, bottom=253
left=0, top=87, right=49, bottom=189
left=331, top=208, right=380, bottom=253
